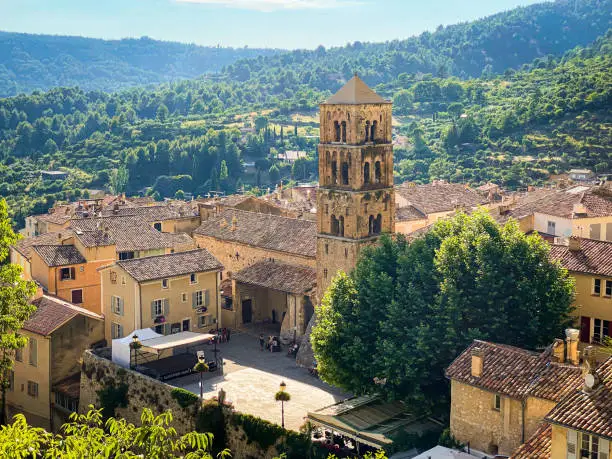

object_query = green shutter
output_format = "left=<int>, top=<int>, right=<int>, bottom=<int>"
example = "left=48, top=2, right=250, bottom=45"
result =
left=151, top=301, right=156, bottom=319
left=163, top=299, right=170, bottom=315
left=119, top=298, right=124, bottom=316
left=192, top=292, right=197, bottom=309
left=204, top=290, right=210, bottom=306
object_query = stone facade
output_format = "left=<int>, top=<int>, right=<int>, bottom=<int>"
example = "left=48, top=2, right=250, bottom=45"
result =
left=316, top=80, right=395, bottom=298
left=450, top=380, right=557, bottom=456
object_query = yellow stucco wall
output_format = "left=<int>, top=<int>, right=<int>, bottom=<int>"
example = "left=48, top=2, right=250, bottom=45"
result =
left=550, top=424, right=612, bottom=459
left=102, top=264, right=220, bottom=342
left=8, top=332, right=51, bottom=429
left=572, top=216, right=612, bottom=241
left=10, top=248, right=32, bottom=281
left=572, top=272, right=612, bottom=324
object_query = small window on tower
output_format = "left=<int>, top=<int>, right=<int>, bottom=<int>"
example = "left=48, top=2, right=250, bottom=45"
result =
left=334, top=121, right=341, bottom=142
left=324, top=269, right=328, bottom=279
left=325, top=244, right=328, bottom=255
left=344, top=248, right=348, bottom=258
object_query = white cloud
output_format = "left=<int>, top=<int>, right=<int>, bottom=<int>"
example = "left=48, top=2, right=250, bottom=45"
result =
left=176, top=0, right=359, bottom=12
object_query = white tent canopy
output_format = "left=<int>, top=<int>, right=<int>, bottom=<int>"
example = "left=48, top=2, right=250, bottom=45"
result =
left=140, top=332, right=215, bottom=353
left=112, top=328, right=161, bottom=368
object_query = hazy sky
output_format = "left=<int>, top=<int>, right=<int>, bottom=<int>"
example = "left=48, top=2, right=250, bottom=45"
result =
left=1, top=0, right=546, bottom=49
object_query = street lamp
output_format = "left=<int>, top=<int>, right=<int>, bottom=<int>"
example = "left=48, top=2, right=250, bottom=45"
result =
left=131, top=335, right=142, bottom=369
left=193, top=352, right=209, bottom=406
left=275, top=380, right=290, bottom=429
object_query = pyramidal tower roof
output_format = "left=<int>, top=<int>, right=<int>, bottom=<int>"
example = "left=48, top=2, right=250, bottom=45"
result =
left=323, top=74, right=391, bottom=105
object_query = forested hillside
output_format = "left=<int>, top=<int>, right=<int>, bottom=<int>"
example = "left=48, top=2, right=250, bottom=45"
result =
left=0, top=1, right=610, bottom=227
left=0, top=32, right=280, bottom=97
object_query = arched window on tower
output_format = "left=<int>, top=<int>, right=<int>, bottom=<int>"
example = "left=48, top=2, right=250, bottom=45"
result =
left=374, top=161, right=382, bottom=183
left=375, top=214, right=382, bottom=234
left=341, top=121, right=347, bottom=143
left=331, top=215, right=339, bottom=235
left=370, top=120, right=378, bottom=142
left=363, top=162, right=370, bottom=184
left=338, top=216, right=344, bottom=237
left=341, top=162, right=349, bottom=185
left=334, top=121, right=341, bottom=142
left=331, top=161, right=338, bottom=184
left=365, top=121, right=370, bottom=142
left=368, top=215, right=375, bottom=236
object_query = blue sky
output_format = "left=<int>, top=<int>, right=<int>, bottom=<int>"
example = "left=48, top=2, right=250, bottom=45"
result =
left=1, top=0, right=546, bottom=49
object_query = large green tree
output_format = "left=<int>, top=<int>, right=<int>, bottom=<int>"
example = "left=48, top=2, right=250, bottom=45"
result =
left=312, top=210, right=575, bottom=414
left=0, top=199, right=36, bottom=424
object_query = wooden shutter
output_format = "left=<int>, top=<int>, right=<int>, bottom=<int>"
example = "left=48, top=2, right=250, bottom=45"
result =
left=151, top=301, right=156, bottom=319
left=566, top=429, right=577, bottom=459
left=70, top=267, right=76, bottom=279
left=192, top=292, right=197, bottom=309
left=119, top=298, right=124, bottom=316
left=164, top=323, right=171, bottom=335
left=163, top=299, right=169, bottom=315
left=600, top=438, right=610, bottom=459
left=118, top=324, right=123, bottom=338
left=29, top=338, right=37, bottom=367
left=204, top=289, right=210, bottom=306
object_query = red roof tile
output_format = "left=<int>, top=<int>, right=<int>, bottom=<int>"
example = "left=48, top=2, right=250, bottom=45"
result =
left=549, top=238, right=612, bottom=277
left=510, top=423, right=551, bottom=459
left=445, top=340, right=584, bottom=402
left=24, top=295, right=103, bottom=336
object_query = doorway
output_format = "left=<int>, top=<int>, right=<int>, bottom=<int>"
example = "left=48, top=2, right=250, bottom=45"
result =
left=242, top=299, right=252, bottom=324
left=182, top=319, right=190, bottom=332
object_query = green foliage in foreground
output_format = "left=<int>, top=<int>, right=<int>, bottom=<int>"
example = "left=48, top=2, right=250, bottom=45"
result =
left=0, top=406, right=230, bottom=458
left=312, top=210, right=575, bottom=414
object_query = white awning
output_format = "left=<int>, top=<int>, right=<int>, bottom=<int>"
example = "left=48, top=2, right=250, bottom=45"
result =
left=140, top=331, right=215, bottom=352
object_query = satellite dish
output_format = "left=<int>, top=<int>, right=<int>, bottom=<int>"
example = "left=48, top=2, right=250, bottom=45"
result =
left=584, top=373, right=596, bottom=389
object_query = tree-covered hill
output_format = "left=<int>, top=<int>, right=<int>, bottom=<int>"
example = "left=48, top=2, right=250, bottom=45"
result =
left=0, top=32, right=281, bottom=97
left=222, top=0, right=612, bottom=93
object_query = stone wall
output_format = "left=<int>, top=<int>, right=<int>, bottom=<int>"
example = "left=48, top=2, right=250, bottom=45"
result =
left=79, top=350, right=198, bottom=434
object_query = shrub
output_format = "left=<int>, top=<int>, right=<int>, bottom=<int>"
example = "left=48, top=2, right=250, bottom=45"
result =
left=171, top=387, right=199, bottom=408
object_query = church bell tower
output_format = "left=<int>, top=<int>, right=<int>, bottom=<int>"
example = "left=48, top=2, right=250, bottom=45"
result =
left=316, top=75, right=395, bottom=298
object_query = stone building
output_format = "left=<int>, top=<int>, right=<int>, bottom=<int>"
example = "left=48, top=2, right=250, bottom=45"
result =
left=549, top=237, right=612, bottom=360
left=511, top=351, right=612, bottom=459
left=98, top=249, right=223, bottom=342
left=316, top=74, right=395, bottom=297
left=7, top=294, right=104, bottom=431
left=445, top=336, right=584, bottom=456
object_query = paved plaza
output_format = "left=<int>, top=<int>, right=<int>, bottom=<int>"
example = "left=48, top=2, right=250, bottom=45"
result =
left=170, top=331, right=349, bottom=431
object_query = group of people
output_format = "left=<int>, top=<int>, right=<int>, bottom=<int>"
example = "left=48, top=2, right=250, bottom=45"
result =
left=259, top=333, right=280, bottom=352
left=210, top=327, right=231, bottom=343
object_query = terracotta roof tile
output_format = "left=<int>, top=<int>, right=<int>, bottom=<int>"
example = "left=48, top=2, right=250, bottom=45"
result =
left=116, top=249, right=223, bottom=282
left=545, top=357, right=612, bottom=439
left=32, top=245, right=86, bottom=267
left=445, top=340, right=583, bottom=402
left=233, top=261, right=316, bottom=294
left=510, top=423, right=551, bottom=459
left=13, top=231, right=73, bottom=260
left=396, top=182, right=487, bottom=215
left=194, top=209, right=316, bottom=258
left=323, top=75, right=390, bottom=105
left=24, top=295, right=103, bottom=336
left=396, top=205, right=426, bottom=222
left=549, top=238, right=612, bottom=277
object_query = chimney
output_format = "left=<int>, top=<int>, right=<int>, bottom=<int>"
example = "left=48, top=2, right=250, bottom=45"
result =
left=568, top=236, right=581, bottom=252
left=552, top=338, right=565, bottom=363
left=565, top=329, right=580, bottom=365
left=471, top=347, right=484, bottom=378
left=32, top=282, right=44, bottom=300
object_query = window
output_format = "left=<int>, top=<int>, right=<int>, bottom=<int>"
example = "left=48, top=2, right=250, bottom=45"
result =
left=341, top=162, right=349, bottom=185
left=580, top=433, right=599, bottom=459
left=547, top=220, right=556, bottom=235
left=198, top=315, right=212, bottom=328
left=605, top=280, right=612, bottom=297
left=153, top=299, right=164, bottom=316
left=153, top=222, right=162, bottom=231
left=55, top=392, right=78, bottom=412
left=60, top=267, right=75, bottom=281
left=110, top=271, right=117, bottom=284
left=331, top=161, right=338, bottom=184
left=370, top=120, right=377, bottom=141
left=341, top=121, right=347, bottom=143
left=15, top=347, right=22, bottom=362
left=155, top=324, right=164, bottom=335
left=493, top=394, right=501, bottom=411
left=222, top=297, right=233, bottom=311
left=333, top=121, right=341, bottom=142
left=345, top=248, right=348, bottom=258
left=594, top=279, right=602, bottom=295
left=323, top=269, right=328, bottom=279
left=324, top=244, right=328, bottom=255
left=364, top=121, right=370, bottom=142
left=190, top=273, right=197, bottom=284
left=374, top=161, right=382, bottom=183
left=181, top=292, right=187, bottom=303
left=364, top=162, right=370, bottom=184
left=111, top=323, right=123, bottom=339
left=182, top=319, right=190, bottom=332
left=193, top=290, right=208, bottom=308
left=162, top=279, right=169, bottom=289
left=593, top=319, right=610, bottom=344
left=7, top=371, right=13, bottom=392
left=71, top=289, right=83, bottom=304
left=27, top=381, right=38, bottom=398
left=28, top=338, right=37, bottom=367
left=111, top=296, right=124, bottom=315
left=170, top=322, right=181, bottom=334
left=118, top=251, right=135, bottom=260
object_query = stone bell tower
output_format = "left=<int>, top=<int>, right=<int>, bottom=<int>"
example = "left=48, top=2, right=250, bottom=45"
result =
left=316, top=75, right=395, bottom=298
